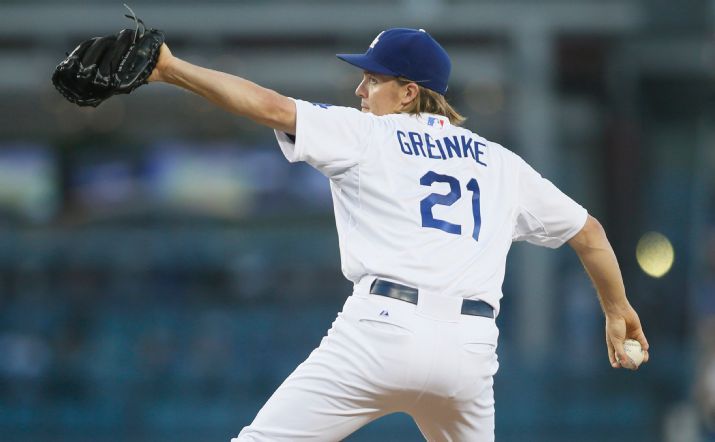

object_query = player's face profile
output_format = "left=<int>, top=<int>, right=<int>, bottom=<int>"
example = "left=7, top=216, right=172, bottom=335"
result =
left=355, top=71, right=404, bottom=116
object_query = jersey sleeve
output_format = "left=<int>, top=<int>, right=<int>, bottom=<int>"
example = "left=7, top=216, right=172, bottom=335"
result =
left=274, top=99, right=375, bottom=178
left=512, top=154, right=588, bottom=248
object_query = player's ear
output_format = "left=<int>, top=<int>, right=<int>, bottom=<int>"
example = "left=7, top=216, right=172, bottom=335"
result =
left=400, top=82, right=420, bottom=107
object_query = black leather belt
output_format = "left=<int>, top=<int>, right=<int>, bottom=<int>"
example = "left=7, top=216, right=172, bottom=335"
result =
left=369, top=279, right=495, bottom=319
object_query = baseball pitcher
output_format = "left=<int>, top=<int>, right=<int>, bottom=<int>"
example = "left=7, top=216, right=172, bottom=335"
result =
left=53, top=21, right=649, bottom=442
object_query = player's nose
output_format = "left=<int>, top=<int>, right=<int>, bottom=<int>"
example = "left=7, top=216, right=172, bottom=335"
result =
left=355, top=79, right=368, bottom=98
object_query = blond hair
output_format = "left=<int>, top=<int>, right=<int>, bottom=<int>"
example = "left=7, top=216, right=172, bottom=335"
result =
left=396, top=78, right=466, bottom=126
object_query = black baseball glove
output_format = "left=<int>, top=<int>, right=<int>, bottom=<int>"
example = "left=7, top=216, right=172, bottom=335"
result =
left=52, top=15, right=165, bottom=107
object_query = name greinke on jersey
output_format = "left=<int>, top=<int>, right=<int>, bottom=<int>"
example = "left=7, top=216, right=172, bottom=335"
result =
left=396, top=131, right=487, bottom=166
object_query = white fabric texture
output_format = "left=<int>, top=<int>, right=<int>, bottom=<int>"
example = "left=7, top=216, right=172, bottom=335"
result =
left=275, top=99, right=587, bottom=313
left=235, top=292, right=499, bottom=442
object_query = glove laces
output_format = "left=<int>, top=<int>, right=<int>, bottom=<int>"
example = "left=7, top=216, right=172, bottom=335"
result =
left=123, top=4, right=146, bottom=43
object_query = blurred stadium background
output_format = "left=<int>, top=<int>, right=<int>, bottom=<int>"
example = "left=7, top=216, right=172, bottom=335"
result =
left=0, top=0, right=714, bottom=441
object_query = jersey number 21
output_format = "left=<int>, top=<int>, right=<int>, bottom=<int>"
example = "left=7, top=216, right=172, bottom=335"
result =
left=419, top=171, right=481, bottom=241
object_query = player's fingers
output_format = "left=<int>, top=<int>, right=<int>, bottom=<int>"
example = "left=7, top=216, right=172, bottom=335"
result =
left=636, top=333, right=649, bottom=364
left=612, top=338, right=634, bottom=370
left=629, top=328, right=649, bottom=364
left=606, top=335, right=618, bottom=368
left=634, top=331, right=649, bottom=352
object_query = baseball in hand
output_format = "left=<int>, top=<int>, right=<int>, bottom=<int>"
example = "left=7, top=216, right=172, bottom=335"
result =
left=617, top=339, right=644, bottom=368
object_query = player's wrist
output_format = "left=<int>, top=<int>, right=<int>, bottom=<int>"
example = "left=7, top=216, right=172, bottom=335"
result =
left=603, top=300, right=630, bottom=312
left=148, top=43, right=174, bottom=83
left=599, top=291, right=632, bottom=316
left=603, top=305, right=632, bottom=319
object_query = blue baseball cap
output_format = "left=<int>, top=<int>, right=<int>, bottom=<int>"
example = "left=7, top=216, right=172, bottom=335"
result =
left=337, top=28, right=451, bottom=95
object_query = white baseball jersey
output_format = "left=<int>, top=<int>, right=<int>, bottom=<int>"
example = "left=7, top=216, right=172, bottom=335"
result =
left=275, top=99, right=587, bottom=314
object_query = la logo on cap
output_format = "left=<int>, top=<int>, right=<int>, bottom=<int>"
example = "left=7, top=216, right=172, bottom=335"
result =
left=336, top=28, right=451, bottom=95
left=370, top=31, right=385, bottom=49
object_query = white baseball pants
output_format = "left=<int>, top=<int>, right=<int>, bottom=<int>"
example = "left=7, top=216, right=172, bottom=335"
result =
left=233, top=285, right=500, bottom=442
